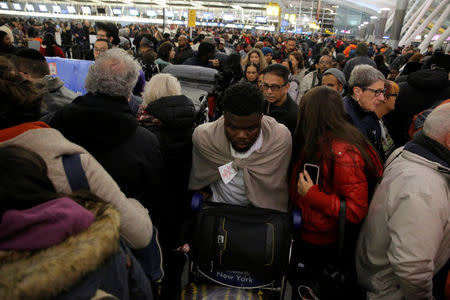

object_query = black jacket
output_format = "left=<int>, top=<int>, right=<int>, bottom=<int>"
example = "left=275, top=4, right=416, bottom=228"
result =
left=344, top=95, right=384, bottom=161
left=49, top=93, right=163, bottom=211
left=263, top=94, right=298, bottom=136
left=384, top=69, right=450, bottom=148
left=137, top=95, right=195, bottom=245
left=174, top=45, right=194, bottom=65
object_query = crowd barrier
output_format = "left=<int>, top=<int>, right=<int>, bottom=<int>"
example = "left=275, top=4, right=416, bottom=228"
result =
left=45, top=57, right=94, bottom=95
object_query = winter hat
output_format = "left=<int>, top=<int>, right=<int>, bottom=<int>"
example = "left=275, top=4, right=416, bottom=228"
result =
left=262, top=47, right=273, bottom=56
left=323, top=68, right=346, bottom=86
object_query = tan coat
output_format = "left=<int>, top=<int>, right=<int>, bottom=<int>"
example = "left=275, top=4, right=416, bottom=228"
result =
left=356, top=147, right=450, bottom=300
left=0, top=128, right=152, bottom=249
left=189, top=115, right=292, bottom=212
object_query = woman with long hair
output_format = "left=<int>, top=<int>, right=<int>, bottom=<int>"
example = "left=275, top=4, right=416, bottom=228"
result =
left=241, top=48, right=267, bottom=73
left=40, top=33, right=65, bottom=58
left=289, top=50, right=306, bottom=83
left=155, top=41, right=174, bottom=71
left=289, top=86, right=383, bottom=299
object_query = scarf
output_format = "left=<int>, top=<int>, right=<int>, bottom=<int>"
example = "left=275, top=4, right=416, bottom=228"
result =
left=189, top=115, right=292, bottom=212
left=414, top=131, right=450, bottom=167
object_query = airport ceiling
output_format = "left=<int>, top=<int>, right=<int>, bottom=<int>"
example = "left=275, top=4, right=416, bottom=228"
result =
left=22, top=0, right=397, bottom=14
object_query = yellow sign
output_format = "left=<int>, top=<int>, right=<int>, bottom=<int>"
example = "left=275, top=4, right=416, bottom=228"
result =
left=188, top=10, right=196, bottom=27
left=289, top=14, right=296, bottom=23
left=309, top=23, right=320, bottom=30
left=266, top=5, right=279, bottom=16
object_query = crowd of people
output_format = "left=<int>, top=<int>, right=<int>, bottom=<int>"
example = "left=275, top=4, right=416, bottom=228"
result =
left=0, top=15, right=449, bottom=300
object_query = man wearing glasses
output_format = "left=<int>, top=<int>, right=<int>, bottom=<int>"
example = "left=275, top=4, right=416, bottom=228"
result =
left=261, top=64, right=298, bottom=136
left=93, top=39, right=111, bottom=61
left=298, top=55, right=334, bottom=99
left=85, top=22, right=120, bottom=61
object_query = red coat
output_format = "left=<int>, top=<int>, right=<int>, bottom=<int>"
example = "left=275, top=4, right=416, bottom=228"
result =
left=40, top=45, right=65, bottom=58
left=289, top=140, right=382, bottom=245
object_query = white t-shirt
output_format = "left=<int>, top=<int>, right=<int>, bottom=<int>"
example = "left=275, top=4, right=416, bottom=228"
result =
left=210, top=131, right=263, bottom=206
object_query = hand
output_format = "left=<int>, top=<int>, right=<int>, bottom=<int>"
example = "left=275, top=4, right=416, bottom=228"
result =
left=297, top=170, right=314, bottom=197
left=209, top=59, right=220, bottom=67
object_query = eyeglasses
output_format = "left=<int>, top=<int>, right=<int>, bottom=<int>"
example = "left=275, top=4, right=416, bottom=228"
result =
left=94, top=47, right=107, bottom=54
left=261, top=83, right=287, bottom=91
left=363, top=87, right=386, bottom=97
left=386, top=93, right=398, bottom=98
left=319, top=60, right=332, bottom=65
left=97, top=33, right=107, bottom=39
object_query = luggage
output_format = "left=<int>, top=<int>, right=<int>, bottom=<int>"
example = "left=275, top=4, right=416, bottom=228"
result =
left=191, top=201, right=292, bottom=282
left=162, top=64, right=222, bottom=94
left=162, top=64, right=225, bottom=122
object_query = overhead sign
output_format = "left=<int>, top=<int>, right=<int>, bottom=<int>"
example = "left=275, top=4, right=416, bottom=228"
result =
left=188, top=9, right=196, bottom=27
left=266, top=4, right=279, bottom=16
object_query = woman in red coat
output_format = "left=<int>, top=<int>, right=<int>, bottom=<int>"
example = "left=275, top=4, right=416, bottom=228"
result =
left=289, top=86, right=383, bottom=299
left=40, top=33, right=65, bottom=58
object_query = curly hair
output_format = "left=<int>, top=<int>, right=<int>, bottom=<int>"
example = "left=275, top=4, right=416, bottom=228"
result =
left=157, top=41, right=174, bottom=62
left=222, top=82, right=264, bottom=116
left=241, top=48, right=267, bottom=73
left=85, top=48, right=140, bottom=98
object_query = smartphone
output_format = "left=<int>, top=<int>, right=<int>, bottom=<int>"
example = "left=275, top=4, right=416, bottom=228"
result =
left=304, top=163, right=320, bottom=185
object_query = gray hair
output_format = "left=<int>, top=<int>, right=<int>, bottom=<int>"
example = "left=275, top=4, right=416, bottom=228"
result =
left=142, top=73, right=181, bottom=106
left=423, top=102, right=450, bottom=142
left=348, top=64, right=385, bottom=95
left=85, top=48, right=140, bottom=98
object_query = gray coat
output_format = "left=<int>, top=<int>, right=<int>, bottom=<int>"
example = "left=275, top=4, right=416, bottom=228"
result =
left=356, top=145, right=450, bottom=300
left=36, top=75, right=78, bottom=113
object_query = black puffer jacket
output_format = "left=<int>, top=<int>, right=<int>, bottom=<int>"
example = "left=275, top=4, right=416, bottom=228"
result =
left=137, top=95, right=196, bottom=244
left=49, top=93, right=163, bottom=211
left=384, top=69, right=450, bottom=148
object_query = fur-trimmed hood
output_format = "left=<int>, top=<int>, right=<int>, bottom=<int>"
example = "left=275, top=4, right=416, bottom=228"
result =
left=0, top=201, right=121, bottom=300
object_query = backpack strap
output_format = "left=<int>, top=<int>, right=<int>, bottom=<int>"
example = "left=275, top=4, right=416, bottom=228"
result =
left=337, top=197, right=346, bottom=259
left=311, top=71, right=318, bottom=89
left=62, top=154, right=90, bottom=191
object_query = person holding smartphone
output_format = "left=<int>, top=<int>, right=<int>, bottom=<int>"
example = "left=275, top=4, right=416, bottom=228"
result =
left=288, top=86, right=383, bottom=299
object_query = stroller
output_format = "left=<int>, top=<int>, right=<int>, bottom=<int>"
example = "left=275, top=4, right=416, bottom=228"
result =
left=162, top=64, right=227, bottom=124
left=180, top=193, right=301, bottom=300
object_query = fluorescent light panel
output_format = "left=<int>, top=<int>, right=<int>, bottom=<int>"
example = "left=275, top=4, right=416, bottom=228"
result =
left=39, top=5, right=47, bottom=12
left=82, top=6, right=91, bottom=14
